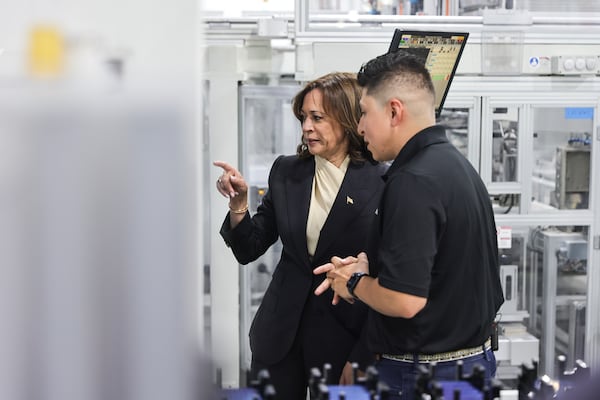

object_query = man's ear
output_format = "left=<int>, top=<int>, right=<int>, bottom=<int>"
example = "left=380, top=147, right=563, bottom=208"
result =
left=389, top=99, right=403, bottom=125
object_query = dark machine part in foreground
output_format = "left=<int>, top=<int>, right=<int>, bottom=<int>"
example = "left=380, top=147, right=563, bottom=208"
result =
left=517, top=355, right=590, bottom=400
left=308, top=363, right=390, bottom=399
left=218, top=354, right=590, bottom=400
left=414, top=361, right=502, bottom=400
left=219, top=368, right=277, bottom=400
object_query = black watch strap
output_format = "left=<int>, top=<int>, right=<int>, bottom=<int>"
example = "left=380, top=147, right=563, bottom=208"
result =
left=347, top=272, right=368, bottom=300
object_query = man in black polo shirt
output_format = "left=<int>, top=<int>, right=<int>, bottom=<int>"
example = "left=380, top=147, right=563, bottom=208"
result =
left=314, top=51, right=504, bottom=399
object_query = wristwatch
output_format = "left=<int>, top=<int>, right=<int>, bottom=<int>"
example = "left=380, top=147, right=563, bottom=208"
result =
left=347, top=272, right=369, bottom=300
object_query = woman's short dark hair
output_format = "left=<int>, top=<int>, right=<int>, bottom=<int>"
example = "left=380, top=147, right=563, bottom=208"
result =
left=292, top=72, right=370, bottom=163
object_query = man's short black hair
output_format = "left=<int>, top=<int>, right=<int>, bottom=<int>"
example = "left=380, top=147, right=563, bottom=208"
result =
left=357, top=50, right=434, bottom=96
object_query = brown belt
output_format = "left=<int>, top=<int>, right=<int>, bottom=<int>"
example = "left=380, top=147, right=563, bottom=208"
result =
left=380, top=338, right=492, bottom=363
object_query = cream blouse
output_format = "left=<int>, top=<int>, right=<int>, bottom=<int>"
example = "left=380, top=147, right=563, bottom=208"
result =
left=306, top=155, right=350, bottom=257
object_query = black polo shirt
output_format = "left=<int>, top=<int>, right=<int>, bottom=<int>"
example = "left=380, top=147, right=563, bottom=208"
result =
left=366, top=125, right=504, bottom=355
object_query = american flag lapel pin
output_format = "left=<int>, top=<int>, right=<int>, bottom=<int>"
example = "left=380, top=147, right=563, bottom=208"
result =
left=346, top=196, right=354, bottom=205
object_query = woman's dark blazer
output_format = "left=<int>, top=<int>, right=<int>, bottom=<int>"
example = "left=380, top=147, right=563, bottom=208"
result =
left=220, top=154, right=386, bottom=367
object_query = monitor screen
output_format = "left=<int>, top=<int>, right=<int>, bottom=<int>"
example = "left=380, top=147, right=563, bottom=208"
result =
left=388, top=30, right=469, bottom=117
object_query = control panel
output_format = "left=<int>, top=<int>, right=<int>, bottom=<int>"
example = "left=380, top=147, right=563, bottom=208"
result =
left=551, top=56, right=600, bottom=75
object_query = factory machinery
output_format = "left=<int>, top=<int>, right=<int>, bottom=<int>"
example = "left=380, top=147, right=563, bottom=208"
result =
left=213, top=69, right=597, bottom=389
left=203, top=3, right=600, bottom=388
left=219, top=356, right=590, bottom=400
left=491, top=129, right=591, bottom=380
left=493, top=225, right=588, bottom=381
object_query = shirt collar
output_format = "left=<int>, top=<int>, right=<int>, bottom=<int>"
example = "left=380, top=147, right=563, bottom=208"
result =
left=383, top=125, right=448, bottom=181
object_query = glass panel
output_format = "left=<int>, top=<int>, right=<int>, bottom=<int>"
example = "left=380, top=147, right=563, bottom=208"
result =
left=496, top=225, right=588, bottom=381
left=238, top=84, right=301, bottom=374
left=301, top=0, right=600, bottom=24
left=460, top=0, right=600, bottom=15
left=491, top=106, right=519, bottom=183
left=241, top=87, right=300, bottom=187
left=531, top=107, right=593, bottom=211
left=437, top=107, right=469, bottom=158
left=526, top=226, right=588, bottom=378
left=460, top=0, right=503, bottom=15
left=491, top=193, right=521, bottom=215
left=495, top=225, right=538, bottom=381
left=525, top=0, right=600, bottom=13
left=309, top=0, right=442, bottom=16
left=202, top=80, right=212, bottom=349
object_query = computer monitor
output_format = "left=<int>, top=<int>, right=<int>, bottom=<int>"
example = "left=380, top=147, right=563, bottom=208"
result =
left=388, top=29, right=469, bottom=117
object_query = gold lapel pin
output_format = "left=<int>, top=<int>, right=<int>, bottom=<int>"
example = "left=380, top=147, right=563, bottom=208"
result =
left=346, top=196, right=354, bottom=205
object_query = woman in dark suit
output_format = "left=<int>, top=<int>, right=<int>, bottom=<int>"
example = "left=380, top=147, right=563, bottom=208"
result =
left=214, top=72, right=386, bottom=400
